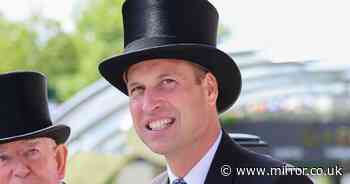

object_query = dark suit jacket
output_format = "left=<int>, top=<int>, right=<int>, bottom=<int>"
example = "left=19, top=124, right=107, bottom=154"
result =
left=151, top=130, right=314, bottom=184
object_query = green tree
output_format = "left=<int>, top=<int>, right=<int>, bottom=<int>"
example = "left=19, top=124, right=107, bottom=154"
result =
left=37, top=31, right=80, bottom=100
left=0, top=0, right=124, bottom=101
left=0, top=16, right=39, bottom=72
left=1, top=0, right=229, bottom=102
left=53, top=0, right=124, bottom=100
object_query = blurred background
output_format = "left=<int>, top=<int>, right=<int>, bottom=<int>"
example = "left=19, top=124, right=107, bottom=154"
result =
left=1, top=0, right=350, bottom=183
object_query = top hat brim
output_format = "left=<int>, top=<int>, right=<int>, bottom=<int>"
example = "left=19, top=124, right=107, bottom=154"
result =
left=99, top=43, right=241, bottom=112
left=0, top=124, right=70, bottom=145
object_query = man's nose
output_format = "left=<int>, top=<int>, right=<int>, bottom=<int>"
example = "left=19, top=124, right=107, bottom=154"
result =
left=142, top=89, right=162, bottom=113
left=13, top=160, right=30, bottom=178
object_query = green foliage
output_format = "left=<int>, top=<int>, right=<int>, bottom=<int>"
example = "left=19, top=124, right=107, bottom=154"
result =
left=0, top=16, right=39, bottom=71
left=77, top=0, right=124, bottom=50
left=0, top=0, right=230, bottom=102
left=220, top=114, right=238, bottom=128
left=0, top=0, right=124, bottom=102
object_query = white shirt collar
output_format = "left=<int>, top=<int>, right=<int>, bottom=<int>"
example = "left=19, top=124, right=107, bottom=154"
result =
left=167, top=130, right=222, bottom=184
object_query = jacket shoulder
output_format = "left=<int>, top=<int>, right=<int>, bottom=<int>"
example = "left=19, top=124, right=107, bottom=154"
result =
left=231, top=141, right=314, bottom=184
left=212, top=131, right=314, bottom=184
left=236, top=146, right=283, bottom=168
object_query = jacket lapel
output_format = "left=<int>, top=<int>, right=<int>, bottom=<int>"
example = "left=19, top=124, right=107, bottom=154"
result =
left=152, top=131, right=257, bottom=184
left=204, top=130, right=238, bottom=184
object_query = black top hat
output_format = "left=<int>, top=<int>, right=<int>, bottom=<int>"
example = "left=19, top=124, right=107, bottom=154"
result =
left=0, top=71, right=70, bottom=144
left=99, top=0, right=241, bottom=112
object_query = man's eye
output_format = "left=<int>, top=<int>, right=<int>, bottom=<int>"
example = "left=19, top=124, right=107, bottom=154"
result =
left=161, top=78, right=175, bottom=85
left=130, top=86, right=144, bottom=96
left=160, top=79, right=177, bottom=89
left=0, top=155, right=10, bottom=162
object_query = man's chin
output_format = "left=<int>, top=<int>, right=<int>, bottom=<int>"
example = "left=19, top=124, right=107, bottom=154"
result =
left=149, top=147, right=168, bottom=155
left=146, top=144, right=173, bottom=155
left=10, top=179, right=45, bottom=184
left=10, top=180, right=29, bottom=184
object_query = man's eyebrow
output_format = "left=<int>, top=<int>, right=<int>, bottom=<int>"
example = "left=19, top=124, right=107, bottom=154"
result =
left=24, top=140, right=40, bottom=147
left=158, top=73, right=172, bottom=79
left=158, top=72, right=184, bottom=80
left=0, top=149, right=6, bottom=154
left=0, top=145, right=9, bottom=153
left=127, top=81, right=142, bottom=89
left=128, top=72, right=179, bottom=87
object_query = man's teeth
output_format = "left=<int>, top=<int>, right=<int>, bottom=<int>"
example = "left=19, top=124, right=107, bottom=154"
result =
left=148, top=119, right=172, bottom=130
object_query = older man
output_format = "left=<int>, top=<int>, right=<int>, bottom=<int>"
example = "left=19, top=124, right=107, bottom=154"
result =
left=99, top=0, right=314, bottom=183
left=0, top=71, right=70, bottom=184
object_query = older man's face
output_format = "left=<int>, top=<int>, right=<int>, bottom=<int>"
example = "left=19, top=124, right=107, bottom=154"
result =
left=126, top=59, right=218, bottom=156
left=0, top=138, right=68, bottom=184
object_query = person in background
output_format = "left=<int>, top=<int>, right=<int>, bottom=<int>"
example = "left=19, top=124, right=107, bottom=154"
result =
left=0, top=71, right=70, bottom=184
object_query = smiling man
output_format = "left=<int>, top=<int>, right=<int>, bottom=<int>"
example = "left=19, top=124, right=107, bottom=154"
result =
left=125, top=59, right=218, bottom=160
left=0, top=71, right=70, bottom=184
left=99, top=0, right=313, bottom=183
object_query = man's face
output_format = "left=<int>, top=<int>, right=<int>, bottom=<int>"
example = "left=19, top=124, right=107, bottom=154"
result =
left=126, top=59, right=218, bottom=156
left=0, top=138, right=68, bottom=184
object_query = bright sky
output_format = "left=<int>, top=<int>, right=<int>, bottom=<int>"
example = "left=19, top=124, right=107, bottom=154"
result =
left=0, top=0, right=76, bottom=31
left=214, top=0, right=350, bottom=65
left=0, top=0, right=349, bottom=65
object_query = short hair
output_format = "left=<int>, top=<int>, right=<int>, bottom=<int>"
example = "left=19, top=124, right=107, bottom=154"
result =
left=189, top=62, right=209, bottom=84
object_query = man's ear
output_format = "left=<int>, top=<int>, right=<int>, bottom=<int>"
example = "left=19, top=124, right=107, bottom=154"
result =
left=55, top=144, right=68, bottom=180
left=203, top=72, right=219, bottom=106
